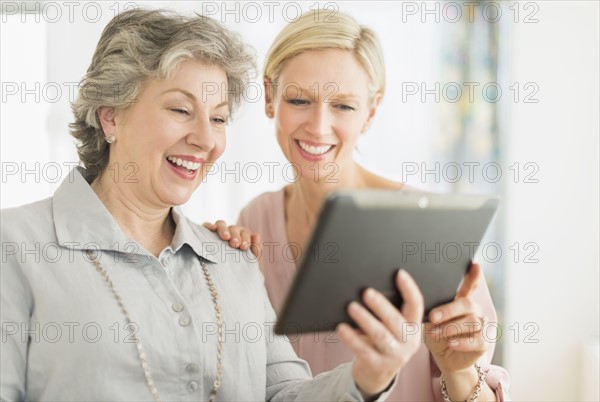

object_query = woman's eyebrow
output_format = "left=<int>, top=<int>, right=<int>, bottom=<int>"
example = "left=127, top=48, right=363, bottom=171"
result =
left=331, top=92, right=359, bottom=101
left=160, top=88, right=228, bottom=109
left=160, top=88, right=197, bottom=101
left=282, top=85, right=359, bottom=101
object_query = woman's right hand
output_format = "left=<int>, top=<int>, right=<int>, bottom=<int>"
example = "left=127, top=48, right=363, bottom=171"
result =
left=203, top=220, right=261, bottom=256
left=338, top=269, right=425, bottom=399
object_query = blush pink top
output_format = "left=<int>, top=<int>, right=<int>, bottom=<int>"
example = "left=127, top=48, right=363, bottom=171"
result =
left=238, top=189, right=510, bottom=401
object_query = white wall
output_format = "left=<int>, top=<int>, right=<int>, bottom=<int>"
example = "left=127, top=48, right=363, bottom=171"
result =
left=0, top=12, right=51, bottom=205
left=0, top=1, right=444, bottom=223
left=502, top=1, right=599, bottom=400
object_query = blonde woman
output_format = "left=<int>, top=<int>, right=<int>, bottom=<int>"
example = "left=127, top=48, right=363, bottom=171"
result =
left=209, top=10, right=510, bottom=401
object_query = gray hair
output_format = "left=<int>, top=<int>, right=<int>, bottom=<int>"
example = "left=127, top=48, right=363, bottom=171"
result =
left=70, top=8, right=256, bottom=181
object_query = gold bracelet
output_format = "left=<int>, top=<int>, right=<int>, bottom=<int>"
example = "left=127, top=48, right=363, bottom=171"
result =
left=440, top=364, right=487, bottom=402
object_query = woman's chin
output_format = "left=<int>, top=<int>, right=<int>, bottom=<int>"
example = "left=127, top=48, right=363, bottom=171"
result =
left=156, top=172, right=201, bottom=206
left=158, top=189, right=194, bottom=208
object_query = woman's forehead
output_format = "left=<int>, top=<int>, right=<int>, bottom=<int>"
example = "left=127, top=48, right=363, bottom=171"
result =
left=276, top=50, right=371, bottom=98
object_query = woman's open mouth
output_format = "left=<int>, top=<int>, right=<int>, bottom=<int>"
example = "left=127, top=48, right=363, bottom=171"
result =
left=166, top=155, right=201, bottom=179
left=295, top=140, right=335, bottom=160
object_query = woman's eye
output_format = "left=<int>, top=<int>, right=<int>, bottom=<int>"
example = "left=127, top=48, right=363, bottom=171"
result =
left=212, top=116, right=228, bottom=125
left=335, top=104, right=356, bottom=112
left=287, top=98, right=309, bottom=106
left=171, top=108, right=190, bottom=115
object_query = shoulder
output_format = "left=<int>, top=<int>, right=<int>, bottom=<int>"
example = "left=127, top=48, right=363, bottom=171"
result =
left=358, top=166, right=427, bottom=193
left=240, top=189, right=284, bottom=214
left=186, top=216, right=228, bottom=244
left=1, top=198, right=55, bottom=290
left=237, top=189, right=284, bottom=228
left=185, top=217, right=262, bottom=274
left=1, top=197, right=53, bottom=221
left=1, top=197, right=54, bottom=240
left=358, top=165, right=410, bottom=191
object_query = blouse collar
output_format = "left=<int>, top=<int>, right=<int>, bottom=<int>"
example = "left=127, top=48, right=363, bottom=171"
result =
left=53, top=167, right=219, bottom=263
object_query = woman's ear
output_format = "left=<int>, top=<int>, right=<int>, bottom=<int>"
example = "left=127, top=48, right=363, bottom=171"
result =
left=362, top=92, right=383, bottom=133
left=97, top=106, right=118, bottom=136
left=264, top=78, right=274, bottom=118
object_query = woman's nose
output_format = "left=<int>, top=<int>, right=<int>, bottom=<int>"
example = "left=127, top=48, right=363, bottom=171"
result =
left=187, top=118, right=216, bottom=151
left=304, top=106, right=332, bottom=137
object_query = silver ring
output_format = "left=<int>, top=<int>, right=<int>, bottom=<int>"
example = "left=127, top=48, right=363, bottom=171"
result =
left=378, top=338, right=399, bottom=354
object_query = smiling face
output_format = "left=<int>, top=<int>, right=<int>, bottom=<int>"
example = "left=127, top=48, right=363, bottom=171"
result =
left=99, top=60, right=228, bottom=208
left=268, top=49, right=381, bottom=182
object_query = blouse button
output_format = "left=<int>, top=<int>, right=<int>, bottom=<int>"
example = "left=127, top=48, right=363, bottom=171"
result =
left=186, top=363, right=199, bottom=373
left=186, top=380, right=199, bottom=392
left=172, top=303, right=184, bottom=312
left=178, top=316, right=191, bottom=327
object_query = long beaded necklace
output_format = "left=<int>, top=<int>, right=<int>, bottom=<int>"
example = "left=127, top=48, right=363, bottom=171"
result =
left=86, top=250, right=224, bottom=401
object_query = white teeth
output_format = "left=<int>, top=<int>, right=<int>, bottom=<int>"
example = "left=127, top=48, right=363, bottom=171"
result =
left=167, top=156, right=201, bottom=171
left=298, top=141, right=333, bottom=156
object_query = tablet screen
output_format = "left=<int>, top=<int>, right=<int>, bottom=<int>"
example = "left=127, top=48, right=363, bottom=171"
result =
left=275, top=190, right=499, bottom=335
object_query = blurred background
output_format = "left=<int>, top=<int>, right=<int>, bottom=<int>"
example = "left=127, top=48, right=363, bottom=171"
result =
left=1, top=1, right=598, bottom=400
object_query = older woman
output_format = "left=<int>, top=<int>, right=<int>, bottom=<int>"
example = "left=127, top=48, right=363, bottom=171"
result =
left=0, top=8, right=426, bottom=402
left=209, top=9, right=510, bottom=402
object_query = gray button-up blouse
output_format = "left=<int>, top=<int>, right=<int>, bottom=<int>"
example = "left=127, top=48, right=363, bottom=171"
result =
left=1, top=168, right=390, bottom=401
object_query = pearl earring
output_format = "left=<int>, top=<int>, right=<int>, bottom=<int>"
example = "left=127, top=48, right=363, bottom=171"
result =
left=105, top=134, right=116, bottom=144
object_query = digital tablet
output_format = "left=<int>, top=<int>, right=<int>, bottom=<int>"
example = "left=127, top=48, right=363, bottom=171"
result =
left=274, top=190, right=499, bottom=335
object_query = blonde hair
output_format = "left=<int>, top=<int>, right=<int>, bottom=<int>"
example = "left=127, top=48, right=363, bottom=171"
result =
left=264, top=10, right=385, bottom=99
left=70, top=8, right=256, bottom=181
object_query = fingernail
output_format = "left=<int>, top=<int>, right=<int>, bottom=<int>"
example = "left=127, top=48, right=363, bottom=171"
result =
left=449, top=339, right=459, bottom=347
left=348, top=301, right=360, bottom=312
left=398, top=269, right=407, bottom=279
left=364, top=288, right=376, bottom=300
left=431, top=311, right=442, bottom=322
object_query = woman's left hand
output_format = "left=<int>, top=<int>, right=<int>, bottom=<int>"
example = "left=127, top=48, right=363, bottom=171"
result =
left=424, top=262, right=488, bottom=374
left=203, top=220, right=261, bottom=256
